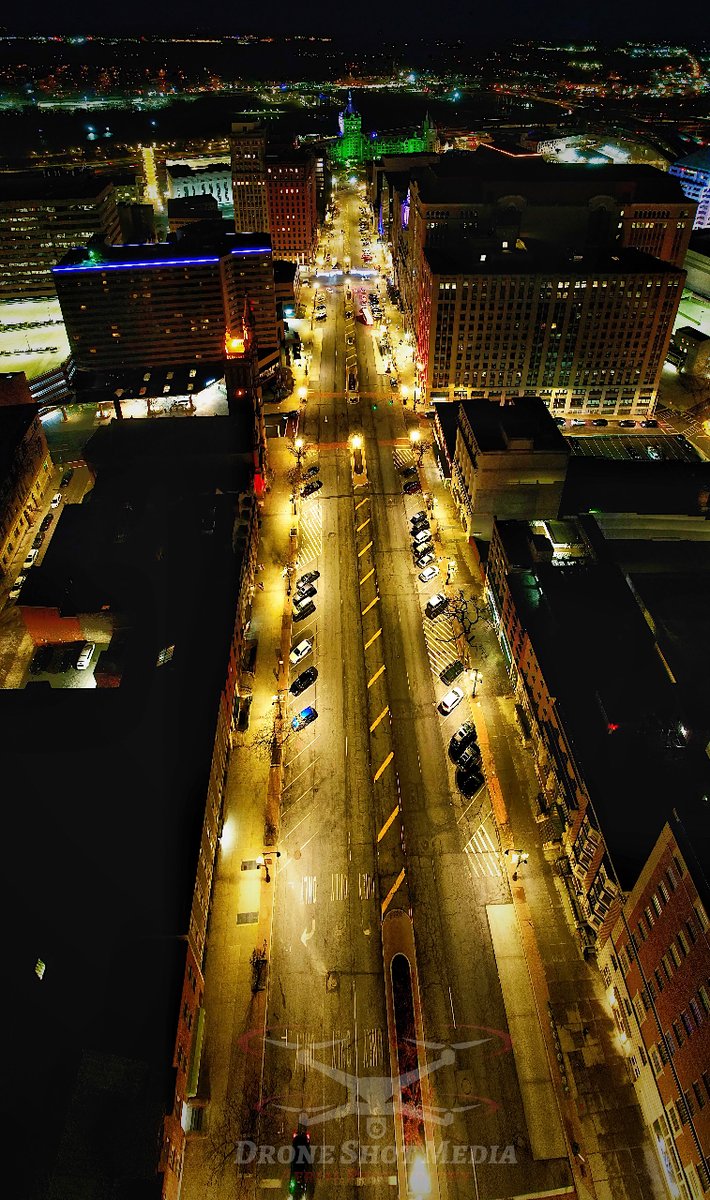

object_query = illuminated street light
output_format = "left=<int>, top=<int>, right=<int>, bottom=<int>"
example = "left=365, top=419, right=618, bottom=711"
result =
left=255, top=854, right=271, bottom=883
left=350, top=433, right=363, bottom=449
left=504, top=847, right=529, bottom=881
left=298, top=386, right=308, bottom=402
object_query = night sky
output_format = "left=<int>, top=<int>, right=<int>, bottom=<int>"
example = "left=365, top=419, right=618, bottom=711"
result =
left=4, top=0, right=707, bottom=43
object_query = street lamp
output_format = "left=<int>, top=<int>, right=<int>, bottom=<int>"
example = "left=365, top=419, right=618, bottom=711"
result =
left=255, top=854, right=271, bottom=883
left=504, top=848, right=529, bottom=881
left=298, top=386, right=307, bottom=402
left=294, top=436, right=305, bottom=462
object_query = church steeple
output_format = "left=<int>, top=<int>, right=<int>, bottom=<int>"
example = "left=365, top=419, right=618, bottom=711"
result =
left=345, top=89, right=356, bottom=116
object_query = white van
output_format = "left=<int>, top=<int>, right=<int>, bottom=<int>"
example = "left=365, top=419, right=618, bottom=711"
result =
left=76, top=642, right=95, bottom=671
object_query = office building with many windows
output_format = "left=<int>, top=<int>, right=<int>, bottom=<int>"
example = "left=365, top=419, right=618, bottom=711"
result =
left=670, top=149, right=710, bottom=231
left=416, top=242, right=683, bottom=416
left=230, top=121, right=318, bottom=262
left=53, top=226, right=279, bottom=375
left=0, top=171, right=121, bottom=300
left=229, top=120, right=269, bottom=234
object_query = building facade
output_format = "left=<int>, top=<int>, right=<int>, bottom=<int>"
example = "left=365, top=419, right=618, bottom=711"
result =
left=229, top=120, right=269, bottom=234
left=265, top=155, right=318, bottom=263
left=599, top=821, right=710, bottom=1200
left=670, top=150, right=710, bottom=231
left=53, top=229, right=279, bottom=375
left=0, top=405, right=53, bottom=579
left=166, top=162, right=233, bottom=213
left=0, top=171, right=121, bottom=299
left=416, top=244, right=683, bottom=415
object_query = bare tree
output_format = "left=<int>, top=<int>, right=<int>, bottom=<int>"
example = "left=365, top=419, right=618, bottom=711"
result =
left=440, top=590, right=491, bottom=650
left=248, top=712, right=290, bottom=762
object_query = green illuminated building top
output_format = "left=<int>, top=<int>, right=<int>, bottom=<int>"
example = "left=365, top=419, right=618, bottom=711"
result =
left=331, top=92, right=436, bottom=165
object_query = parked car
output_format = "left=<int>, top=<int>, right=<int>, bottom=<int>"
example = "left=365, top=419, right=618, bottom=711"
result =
left=449, top=721, right=477, bottom=762
left=32, top=532, right=44, bottom=549
left=290, top=638, right=313, bottom=665
left=640, top=419, right=658, bottom=428
left=591, top=418, right=608, bottom=427
left=419, top=565, right=439, bottom=583
left=403, top=480, right=422, bottom=495
left=415, top=551, right=435, bottom=569
left=301, top=480, right=323, bottom=498
left=290, top=666, right=318, bottom=697
left=410, top=511, right=428, bottom=526
left=400, top=465, right=418, bottom=478
left=50, top=492, right=62, bottom=508
left=302, top=465, right=320, bottom=480
left=458, top=742, right=483, bottom=773
left=40, top=514, right=53, bottom=532
left=291, top=705, right=318, bottom=732
left=648, top=446, right=663, bottom=461
left=618, top=420, right=636, bottom=428
left=554, top=417, right=566, bottom=426
left=60, top=467, right=74, bottom=486
left=23, top=549, right=38, bottom=569
left=439, top=686, right=464, bottom=716
left=9, top=575, right=27, bottom=601
left=295, top=583, right=317, bottom=601
left=570, top=419, right=586, bottom=427
left=440, top=660, right=464, bottom=686
left=412, top=536, right=432, bottom=556
left=412, top=528, right=431, bottom=547
left=296, top=570, right=320, bottom=589
left=456, top=768, right=485, bottom=798
left=425, top=593, right=449, bottom=619
left=76, top=641, right=95, bottom=671
left=293, top=598, right=316, bottom=623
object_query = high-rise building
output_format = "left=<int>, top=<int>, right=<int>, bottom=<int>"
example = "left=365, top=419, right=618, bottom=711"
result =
left=230, top=121, right=318, bottom=263
left=417, top=242, right=683, bottom=417
left=265, top=153, right=318, bottom=263
left=390, top=152, right=691, bottom=414
left=53, top=226, right=279, bottom=374
left=0, top=171, right=121, bottom=299
left=229, top=120, right=269, bottom=234
left=670, top=149, right=710, bottom=231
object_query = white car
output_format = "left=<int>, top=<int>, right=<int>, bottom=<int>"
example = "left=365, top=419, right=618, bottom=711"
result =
left=50, top=492, right=62, bottom=509
left=23, top=548, right=39, bottom=569
left=290, top=638, right=313, bottom=666
left=419, top=565, right=439, bottom=583
left=439, top=687, right=464, bottom=716
left=76, top=641, right=95, bottom=671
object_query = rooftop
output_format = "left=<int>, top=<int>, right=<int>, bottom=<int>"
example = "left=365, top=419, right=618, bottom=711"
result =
left=53, top=226, right=272, bottom=273
left=561, top=456, right=710, bottom=518
left=0, top=169, right=114, bottom=203
left=411, top=149, right=690, bottom=206
left=6, top=415, right=254, bottom=1192
left=458, top=395, right=570, bottom=455
left=672, top=147, right=710, bottom=175
left=496, top=517, right=710, bottom=888
left=0, top=402, right=40, bottom=484
left=423, top=239, right=680, bottom=278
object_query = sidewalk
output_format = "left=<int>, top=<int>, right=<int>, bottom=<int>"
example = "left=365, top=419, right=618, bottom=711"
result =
left=421, top=449, right=667, bottom=1200
left=180, top=438, right=298, bottom=1200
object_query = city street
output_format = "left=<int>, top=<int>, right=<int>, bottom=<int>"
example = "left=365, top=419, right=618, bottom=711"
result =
left=181, top=180, right=667, bottom=1200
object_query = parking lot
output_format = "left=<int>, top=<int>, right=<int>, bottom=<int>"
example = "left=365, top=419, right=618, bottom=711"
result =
left=567, top=433, right=701, bottom=463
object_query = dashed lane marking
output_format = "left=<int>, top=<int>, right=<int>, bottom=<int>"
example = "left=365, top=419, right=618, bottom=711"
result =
left=360, top=568, right=375, bottom=586
left=373, top=751, right=394, bottom=782
left=370, top=705, right=389, bottom=732
left=361, top=595, right=380, bottom=616
left=356, top=517, right=371, bottom=533
left=381, top=868, right=406, bottom=916
left=377, top=804, right=399, bottom=843
left=358, top=540, right=373, bottom=558
left=368, top=664, right=386, bottom=688
left=355, top=498, right=369, bottom=511
left=364, top=628, right=382, bottom=650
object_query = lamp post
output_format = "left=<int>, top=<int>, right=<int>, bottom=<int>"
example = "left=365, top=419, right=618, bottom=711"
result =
left=256, top=850, right=281, bottom=883
left=294, top=436, right=305, bottom=465
left=409, top=426, right=422, bottom=464
left=504, top=848, right=529, bottom=881
left=298, top=386, right=308, bottom=404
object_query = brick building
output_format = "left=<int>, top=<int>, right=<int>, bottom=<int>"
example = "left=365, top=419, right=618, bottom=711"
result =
left=230, top=120, right=318, bottom=262
left=0, top=403, right=53, bottom=579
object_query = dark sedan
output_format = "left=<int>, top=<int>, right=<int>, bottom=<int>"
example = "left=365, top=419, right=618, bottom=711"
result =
left=301, top=480, right=323, bottom=498
left=290, top=666, right=318, bottom=696
left=403, top=480, right=422, bottom=495
left=296, top=570, right=320, bottom=588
